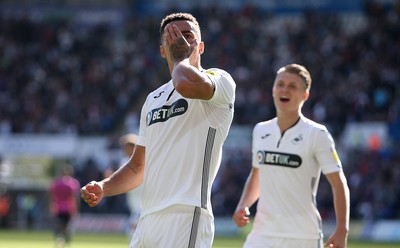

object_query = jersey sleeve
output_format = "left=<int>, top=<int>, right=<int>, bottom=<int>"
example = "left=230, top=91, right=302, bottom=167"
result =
left=205, top=68, right=236, bottom=107
left=136, top=95, right=150, bottom=147
left=314, top=128, right=342, bottom=174
left=252, top=123, right=261, bottom=168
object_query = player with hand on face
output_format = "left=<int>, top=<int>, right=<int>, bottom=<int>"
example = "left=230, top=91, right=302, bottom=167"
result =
left=80, top=12, right=236, bottom=248
left=233, top=64, right=349, bottom=248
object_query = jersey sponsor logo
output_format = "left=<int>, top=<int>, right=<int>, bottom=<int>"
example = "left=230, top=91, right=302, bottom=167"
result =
left=146, top=99, right=188, bottom=126
left=257, top=150, right=302, bottom=168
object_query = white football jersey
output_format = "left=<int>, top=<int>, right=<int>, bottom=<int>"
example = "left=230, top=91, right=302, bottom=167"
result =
left=251, top=115, right=342, bottom=239
left=137, top=68, right=235, bottom=218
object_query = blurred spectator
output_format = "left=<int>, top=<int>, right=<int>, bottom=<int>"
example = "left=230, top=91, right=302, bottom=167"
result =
left=1, top=3, right=399, bottom=137
left=49, top=163, right=80, bottom=248
left=0, top=184, right=10, bottom=228
left=16, top=193, right=38, bottom=230
left=1, top=2, right=399, bottom=222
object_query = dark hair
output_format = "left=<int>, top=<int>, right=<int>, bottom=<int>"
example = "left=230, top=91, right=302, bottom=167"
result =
left=62, top=164, right=74, bottom=176
left=277, top=64, right=312, bottom=90
left=159, top=12, right=200, bottom=35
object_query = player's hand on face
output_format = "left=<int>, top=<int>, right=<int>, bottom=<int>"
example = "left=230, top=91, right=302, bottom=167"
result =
left=232, top=207, right=250, bottom=227
left=164, top=24, right=195, bottom=60
left=80, top=181, right=104, bottom=207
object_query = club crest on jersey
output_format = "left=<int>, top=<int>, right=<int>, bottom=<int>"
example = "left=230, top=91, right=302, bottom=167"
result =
left=257, top=150, right=302, bottom=168
left=146, top=99, right=188, bottom=126
left=291, top=134, right=303, bottom=145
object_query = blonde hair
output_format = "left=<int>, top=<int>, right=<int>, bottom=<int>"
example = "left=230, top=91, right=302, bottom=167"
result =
left=277, top=64, right=312, bottom=91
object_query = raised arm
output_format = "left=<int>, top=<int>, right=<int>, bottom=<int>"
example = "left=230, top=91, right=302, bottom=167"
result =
left=172, top=58, right=214, bottom=100
left=163, top=23, right=214, bottom=100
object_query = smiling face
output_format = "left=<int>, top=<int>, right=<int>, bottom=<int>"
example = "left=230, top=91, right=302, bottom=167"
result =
left=272, top=70, right=310, bottom=115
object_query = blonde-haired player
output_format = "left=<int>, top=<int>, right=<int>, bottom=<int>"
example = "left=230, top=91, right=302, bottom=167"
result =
left=233, top=64, right=350, bottom=248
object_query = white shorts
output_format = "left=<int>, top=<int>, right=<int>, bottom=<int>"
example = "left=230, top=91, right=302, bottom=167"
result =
left=243, top=232, right=324, bottom=248
left=129, top=204, right=214, bottom=248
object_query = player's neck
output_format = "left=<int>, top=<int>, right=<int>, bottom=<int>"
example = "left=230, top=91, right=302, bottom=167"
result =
left=277, top=112, right=300, bottom=133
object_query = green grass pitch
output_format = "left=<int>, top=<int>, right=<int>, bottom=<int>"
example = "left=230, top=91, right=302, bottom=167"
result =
left=0, top=230, right=399, bottom=248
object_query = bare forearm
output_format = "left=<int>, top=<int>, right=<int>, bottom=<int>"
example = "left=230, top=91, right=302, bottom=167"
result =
left=236, top=168, right=260, bottom=210
left=328, top=171, right=350, bottom=232
left=333, top=181, right=350, bottom=231
left=101, top=163, right=143, bottom=197
left=237, top=184, right=258, bottom=210
left=172, top=60, right=213, bottom=100
left=173, top=60, right=204, bottom=86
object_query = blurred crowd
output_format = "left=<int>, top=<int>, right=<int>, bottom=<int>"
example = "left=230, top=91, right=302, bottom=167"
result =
left=1, top=0, right=400, bottom=221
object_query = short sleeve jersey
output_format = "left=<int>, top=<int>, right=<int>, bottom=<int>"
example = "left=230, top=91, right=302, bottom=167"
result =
left=137, top=68, right=235, bottom=217
left=251, top=115, right=342, bottom=239
left=50, top=176, right=80, bottom=215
